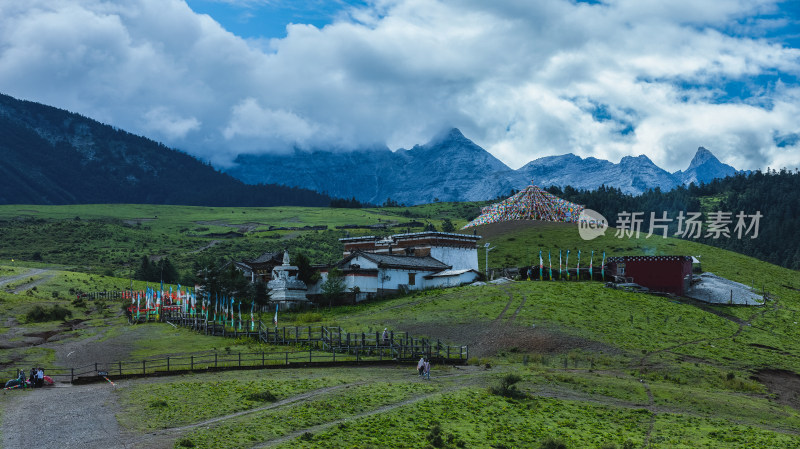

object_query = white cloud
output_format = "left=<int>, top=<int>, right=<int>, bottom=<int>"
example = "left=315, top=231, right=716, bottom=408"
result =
left=222, top=98, right=320, bottom=156
left=142, top=106, right=201, bottom=140
left=0, top=0, right=798, bottom=173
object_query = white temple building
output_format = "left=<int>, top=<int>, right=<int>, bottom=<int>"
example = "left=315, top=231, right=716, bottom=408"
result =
left=311, top=231, right=482, bottom=302
left=267, top=250, right=310, bottom=309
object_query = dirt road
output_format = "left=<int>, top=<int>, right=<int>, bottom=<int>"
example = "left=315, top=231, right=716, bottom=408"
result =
left=2, top=383, right=127, bottom=449
left=0, top=268, right=52, bottom=290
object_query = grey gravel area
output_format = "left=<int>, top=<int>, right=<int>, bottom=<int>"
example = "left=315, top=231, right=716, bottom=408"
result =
left=686, top=272, right=764, bottom=305
left=2, top=383, right=127, bottom=449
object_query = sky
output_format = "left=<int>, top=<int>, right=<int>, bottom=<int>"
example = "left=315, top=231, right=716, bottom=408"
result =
left=1, top=0, right=799, bottom=172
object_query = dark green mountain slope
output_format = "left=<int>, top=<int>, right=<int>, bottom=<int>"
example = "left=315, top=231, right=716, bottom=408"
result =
left=0, top=93, right=331, bottom=206
left=551, top=170, right=800, bottom=269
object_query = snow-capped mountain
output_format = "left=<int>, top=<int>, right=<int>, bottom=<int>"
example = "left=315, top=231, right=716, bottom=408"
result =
left=228, top=129, right=524, bottom=205
left=517, top=153, right=688, bottom=194
left=226, top=129, right=741, bottom=205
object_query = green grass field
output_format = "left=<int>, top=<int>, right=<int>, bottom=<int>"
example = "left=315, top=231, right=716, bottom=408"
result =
left=0, top=203, right=799, bottom=448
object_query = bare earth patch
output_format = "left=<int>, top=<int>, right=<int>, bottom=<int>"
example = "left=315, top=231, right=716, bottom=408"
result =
left=398, top=321, right=614, bottom=358
left=754, top=368, right=800, bottom=411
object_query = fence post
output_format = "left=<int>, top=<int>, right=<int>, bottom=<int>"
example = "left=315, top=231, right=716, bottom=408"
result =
left=191, top=355, right=194, bottom=371
left=71, top=368, right=74, bottom=383
left=119, top=361, right=122, bottom=376
left=215, top=353, right=218, bottom=368
left=285, top=352, right=289, bottom=365
left=262, top=352, right=265, bottom=366
left=142, top=360, right=146, bottom=375
left=309, top=347, right=312, bottom=363
left=167, top=357, right=170, bottom=373
left=238, top=352, right=241, bottom=367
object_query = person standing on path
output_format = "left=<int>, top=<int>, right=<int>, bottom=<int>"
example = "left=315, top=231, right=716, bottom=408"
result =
left=36, top=367, right=44, bottom=388
left=424, top=359, right=431, bottom=380
left=417, top=357, right=425, bottom=377
left=382, top=328, right=389, bottom=346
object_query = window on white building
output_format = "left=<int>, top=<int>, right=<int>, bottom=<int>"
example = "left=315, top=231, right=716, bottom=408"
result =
left=408, top=273, right=416, bottom=286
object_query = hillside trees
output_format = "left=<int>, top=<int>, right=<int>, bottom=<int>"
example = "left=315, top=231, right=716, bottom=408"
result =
left=321, top=268, right=346, bottom=307
left=554, top=170, right=800, bottom=269
left=134, top=256, right=179, bottom=284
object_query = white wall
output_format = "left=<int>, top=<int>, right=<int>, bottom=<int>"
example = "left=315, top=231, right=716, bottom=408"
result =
left=425, top=271, right=480, bottom=289
left=430, top=246, right=479, bottom=271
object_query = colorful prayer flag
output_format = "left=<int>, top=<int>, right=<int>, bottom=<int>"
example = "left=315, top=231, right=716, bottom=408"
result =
left=539, top=251, right=543, bottom=281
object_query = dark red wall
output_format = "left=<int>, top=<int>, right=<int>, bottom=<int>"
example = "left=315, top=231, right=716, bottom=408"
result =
left=608, top=257, right=692, bottom=295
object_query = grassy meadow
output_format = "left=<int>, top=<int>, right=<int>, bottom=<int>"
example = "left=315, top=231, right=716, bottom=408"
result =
left=0, top=202, right=483, bottom=277
left=0, top=202, right=799, bottom=448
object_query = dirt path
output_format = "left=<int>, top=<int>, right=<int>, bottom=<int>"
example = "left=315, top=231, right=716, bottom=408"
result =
left=187, top=239, right=221, bottom=254
left=638, top=294, right=779, bottom=366
left=510, top=293, right=527, bottom=322
left=122, top=383, right=364, bottom=448
left=253, top=370, right=488, bottom=448
left=2, top=383, right=126, bottom=449
left=495, top=286, right=516, bottom=321
left=12, top=272, right=56, bottom=293
left=0, top=268, right=51, bottom=288
left=641, top=379, right=656, bottom=447
left=254, top=388, right=453, bottom=448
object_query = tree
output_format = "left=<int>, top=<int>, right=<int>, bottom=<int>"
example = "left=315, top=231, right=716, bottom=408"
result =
left=295, top=252, right=320, bottom=286
left=219, top=260, right=251, bottom=299
left=253, top=281, right=270, bottom=308
left=441, top=218, right=455, bottom=233
left=134, top=255, right=153, bottom=281
left=158, top=258, right=179, bottom=284
left=321, top=267, right=346, bottom=307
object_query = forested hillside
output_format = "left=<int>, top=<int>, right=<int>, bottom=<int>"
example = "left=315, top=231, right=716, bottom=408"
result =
left=0, top=93, right=332, bottom=206
left=550, top=170, right=800, bottom=269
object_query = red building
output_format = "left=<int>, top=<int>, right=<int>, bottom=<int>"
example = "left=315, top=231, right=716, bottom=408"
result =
left=605, top=256, right=693, bottom=295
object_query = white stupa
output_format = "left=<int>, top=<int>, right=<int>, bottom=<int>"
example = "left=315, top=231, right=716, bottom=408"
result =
left=267, top=250, right=310, bottom=309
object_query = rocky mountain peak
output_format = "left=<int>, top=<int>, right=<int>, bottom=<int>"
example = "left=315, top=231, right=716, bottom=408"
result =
left=688, top=147, right=718, bottom=168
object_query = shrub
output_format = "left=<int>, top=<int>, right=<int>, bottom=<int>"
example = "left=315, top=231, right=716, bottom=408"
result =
left=149, top=399, right=168, bottom=408
left=26, top=305, right=73, bottom=323
left=539, top=437, right=567, bottom=449
left=490, top=373, right=527, bottom=399
left=427, top=423, right=445, bottom=448
left=300, top=432, right=313, bottom=441
left=247, top=391, right=277, bottom=402
left=176, top=438, right=195, bottom=447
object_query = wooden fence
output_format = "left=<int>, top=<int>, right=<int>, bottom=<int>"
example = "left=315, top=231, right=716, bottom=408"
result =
left=1, top=348, right=402, bottom=385
left=2, top=299, right=467, bottom=385
left=160, top=311, right=468, bottom=364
